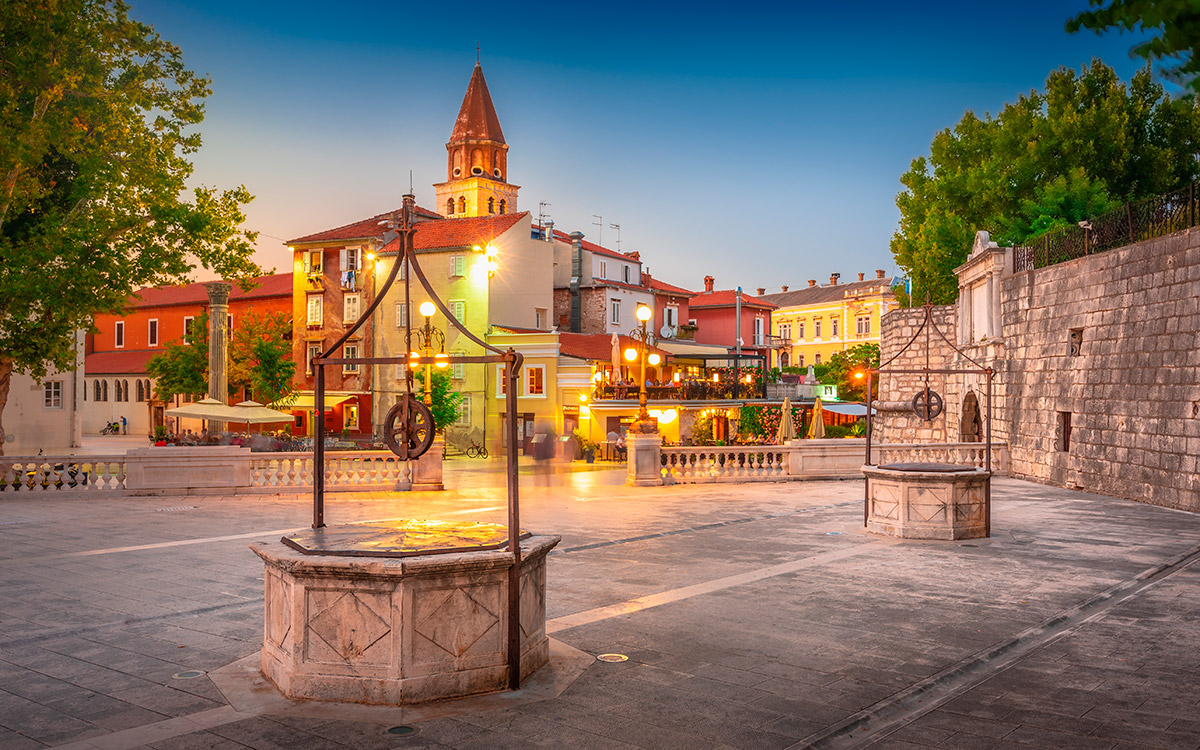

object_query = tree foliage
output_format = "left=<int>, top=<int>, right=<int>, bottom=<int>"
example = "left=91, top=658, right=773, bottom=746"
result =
left=228, top=311, right=294, bottom=406
left=824, top=343, right=880, bottom=402
left=0, top=0, right=259, bottom=450
left=146, top=311, right=208, bottom=401
left=1067, top=0, right=1200, bottom=93
left=413, top=371, right=465, bottom=432
left=891, top=61, right=1200, bottom=304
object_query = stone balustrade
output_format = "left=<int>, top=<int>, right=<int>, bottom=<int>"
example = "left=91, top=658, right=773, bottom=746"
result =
left=660, top=446, right=788, bottom=483
left=877, top=442, right=1008, bottom=473
left=0, top=456, right=127, bottom=492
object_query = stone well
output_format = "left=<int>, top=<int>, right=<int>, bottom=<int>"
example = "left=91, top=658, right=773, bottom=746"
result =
left=250, top=521, right=559, bottom=705
left=863, top=463, right=990, bottom=540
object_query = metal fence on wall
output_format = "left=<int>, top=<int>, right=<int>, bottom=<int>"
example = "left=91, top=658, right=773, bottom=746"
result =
left=1013, top=182, right=1198, bottom=272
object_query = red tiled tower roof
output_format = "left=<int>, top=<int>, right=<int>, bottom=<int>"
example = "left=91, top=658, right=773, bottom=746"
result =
left=450, top=63, right=505, bottom=145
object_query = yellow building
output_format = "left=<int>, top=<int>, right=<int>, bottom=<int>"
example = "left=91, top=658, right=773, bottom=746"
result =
left=758, top=271, right=897, bottom=369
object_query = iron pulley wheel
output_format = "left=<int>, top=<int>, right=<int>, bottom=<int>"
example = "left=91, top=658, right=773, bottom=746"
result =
left=911, top=389, right=944, bottom=421
left=383, top=395, right=435, bottom=459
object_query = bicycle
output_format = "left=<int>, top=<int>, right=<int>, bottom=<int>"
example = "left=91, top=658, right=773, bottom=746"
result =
left=99, top=421, right=120, bottom=436
left=465, top=440, right=488, bottom=459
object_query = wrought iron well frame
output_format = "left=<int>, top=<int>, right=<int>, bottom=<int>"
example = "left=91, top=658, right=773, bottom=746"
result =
left=309, top=192, right=527, bottom=690
left=863, top=298, right=995, bottom=536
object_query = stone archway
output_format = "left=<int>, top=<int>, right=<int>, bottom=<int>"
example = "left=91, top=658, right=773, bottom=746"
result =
left=960, top=390, right=982, bottom=442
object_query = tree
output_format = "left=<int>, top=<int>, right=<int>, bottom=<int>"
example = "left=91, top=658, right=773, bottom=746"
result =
left=0, top=0, right=259, bottom=452
left=413, top=371, right=465, bottom=432
left=228, top=311, right=294, bottom=405
left=146, top=312, right=208, bottom=401
left=824, top=343, right=880, bottom=402
left=1068, top=1, right=1200, bottom=93
left=891, top=61, right=1200, bottom=304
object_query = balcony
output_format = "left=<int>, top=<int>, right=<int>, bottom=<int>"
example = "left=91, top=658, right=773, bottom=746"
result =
left=592, top=381, right=766, bottom=402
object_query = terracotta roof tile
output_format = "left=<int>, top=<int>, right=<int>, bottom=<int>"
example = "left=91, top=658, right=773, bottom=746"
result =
left=287, top=206, right=443, bottom=245
left=85, top=350, right=158, bottom=374
left=759, top=277, right=897, bottom=308
left=130, top=273, right=292, bottom=309
left=645, top=276, right=695, bottom=297
left=379, top=212, right=528, bottom=253
left=547, top=228, right=634, bottom=262
left=689, top=289, right=778, bottom=310
left=450, top=64, right=506, bottom=145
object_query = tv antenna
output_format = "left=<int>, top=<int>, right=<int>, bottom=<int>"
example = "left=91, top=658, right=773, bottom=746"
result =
left=609, top=223, right=621, bottom=251
left=538, top=202, right=551, bottom=230
left=592, top=215, right=603, bottom=246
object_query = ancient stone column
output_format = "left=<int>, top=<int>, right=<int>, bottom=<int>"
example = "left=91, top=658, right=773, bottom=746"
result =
left=205, top=281, right=233, bottom=433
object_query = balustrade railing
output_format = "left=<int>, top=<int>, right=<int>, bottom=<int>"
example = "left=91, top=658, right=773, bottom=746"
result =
left=876, top=443, right=1008, bottom=472
left=0, top=456, right=127, bottom=492
left=593, top=382, right=765, bottom=401
left=661, top=446, right=787, bottom=483
left=252, top=451, right=412, bottom=491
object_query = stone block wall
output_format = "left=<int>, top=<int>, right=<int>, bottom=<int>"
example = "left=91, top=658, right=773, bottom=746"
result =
left=999, top=228, right=1200, bottom=510
left=552, top=287, right=609, bottom=334
left=878, top=227, right=1200, bottom=512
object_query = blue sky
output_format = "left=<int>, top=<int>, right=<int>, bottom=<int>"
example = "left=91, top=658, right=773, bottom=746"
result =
left=133, top=0, right=1157, bottom=292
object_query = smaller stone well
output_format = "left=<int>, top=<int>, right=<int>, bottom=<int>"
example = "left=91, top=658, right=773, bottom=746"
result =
left=251, top=522, right=559, bottom=705
left=864, top=463, right=990, bottom=540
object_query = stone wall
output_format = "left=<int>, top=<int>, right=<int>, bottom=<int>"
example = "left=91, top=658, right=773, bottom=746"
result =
left=551, top=287, right=609, bottom=334
left=878, top=227, right=1200, bottom=512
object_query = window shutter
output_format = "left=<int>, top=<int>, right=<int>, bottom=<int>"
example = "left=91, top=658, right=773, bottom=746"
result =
left=339, top=248, right=348, bottom=271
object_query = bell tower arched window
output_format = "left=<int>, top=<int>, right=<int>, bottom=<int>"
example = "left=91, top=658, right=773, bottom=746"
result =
left=487, top=197, right=494, bottom=214
left=498, top=199, right=506, bottom=214
left=446, top=197, right=455, bottom=215
left=457, top=196, right=466, bottom=213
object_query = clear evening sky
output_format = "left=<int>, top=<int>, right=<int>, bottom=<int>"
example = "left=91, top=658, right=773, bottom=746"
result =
left=132, top=0, right=1156, bottom=293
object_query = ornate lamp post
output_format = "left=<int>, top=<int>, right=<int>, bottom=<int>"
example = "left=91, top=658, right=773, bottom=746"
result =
left=625, top=304, right=660, bottom=433
left=410, top=301, right=447, bottom=406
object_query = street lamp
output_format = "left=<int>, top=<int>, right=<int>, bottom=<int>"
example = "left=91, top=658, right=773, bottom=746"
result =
left=410, top=301, right=446, bottom=407
left=628, top=304, right=658, bottom=432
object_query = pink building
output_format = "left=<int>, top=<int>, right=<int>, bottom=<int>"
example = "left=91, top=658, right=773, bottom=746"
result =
left=688, top=275, right=777, bottom=359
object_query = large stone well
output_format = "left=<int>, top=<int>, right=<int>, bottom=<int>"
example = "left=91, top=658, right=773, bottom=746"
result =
left=251, top=520, right=559, bottom=705
left=864, top=463, right=990, bottom=540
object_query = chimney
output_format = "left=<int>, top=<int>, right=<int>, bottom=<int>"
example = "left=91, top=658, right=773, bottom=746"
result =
left=807, top=279, right=817, bottom=287
left=858, top=272, right=865, bottom=282
left=756, top=287, right=765, bottom=296
left=830, top=273, right=840, bottom=285
left=703, top=275, right=715, bottom=292
left=643, top=268, right=652, bottom=288
left=569, top=232, right=584, bottom=333
left=545, top=219, right=555, bottom=242
left=781, top=285, right=789, bottom=292
left=876, top=269, right=886, bottom=279
left=626, top=251, right=640, bottom=261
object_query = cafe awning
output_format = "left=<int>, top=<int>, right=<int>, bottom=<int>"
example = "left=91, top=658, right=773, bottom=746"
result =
left=287, top=394, right=356, bottom=411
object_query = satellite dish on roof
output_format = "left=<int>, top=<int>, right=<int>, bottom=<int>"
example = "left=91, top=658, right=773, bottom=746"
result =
left=660, top=324, right=677, bottom=338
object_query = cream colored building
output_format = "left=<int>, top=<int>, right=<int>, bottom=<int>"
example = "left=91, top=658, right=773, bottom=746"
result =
left=2, top=332, right=85, bottom=454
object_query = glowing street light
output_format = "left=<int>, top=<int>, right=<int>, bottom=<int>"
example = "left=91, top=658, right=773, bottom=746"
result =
left=412, top=302, right=445, bottom=406
left=628, top=304, right=659, bottom=431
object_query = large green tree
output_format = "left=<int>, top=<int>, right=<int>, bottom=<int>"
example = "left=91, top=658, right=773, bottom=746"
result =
left=146, top=311, right=208, bottom=401
left=824, top=343, right=880, bottom=402
left=1068, top=1, right=1200, bottom=93
left=0, top=0, right=259, bottom=451
left=891, top=60, right=1200, bottom=305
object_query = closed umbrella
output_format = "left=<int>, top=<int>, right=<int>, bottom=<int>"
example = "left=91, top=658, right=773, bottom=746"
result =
left=610, top=333, right=621, bottom=383
left=807, top=398, right=826, bottom=439
left=776, top=396, right=797, bottom=443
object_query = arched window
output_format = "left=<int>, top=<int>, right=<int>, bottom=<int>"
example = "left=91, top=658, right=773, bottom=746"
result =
left=145, top=379, right=152, bottom=400
left=94, top=380, right=101, bottom=401
left=498, top=199, right=506, bottom=214
left=446, top=197, right=455, bottom=215
left=102, top=380, right=109, bottom=402
left=122, top=380, right=129, bottom=401
left=814, top=353, right=821, bottom=365
left=780, top=352, right=789, bottom=368
left=487, top=197, right=494, bottom=214
left=457, top=196, right=466, bottom=213
left=136, top=380, right=144, bottom=402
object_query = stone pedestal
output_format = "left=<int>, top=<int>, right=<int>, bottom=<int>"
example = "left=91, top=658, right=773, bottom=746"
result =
left=626, top=432, right=662, bottom=486
left=863, top=464, right=990, bottom=540
left=125, top=445, right=251, bottom=494
left=250, top=533, right=560, bottom=705
left=413, top=438, right=444, bottom=491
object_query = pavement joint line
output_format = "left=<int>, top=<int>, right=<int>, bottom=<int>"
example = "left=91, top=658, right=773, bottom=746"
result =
left=47, top=705, right=245, bottom=750
left=547, top=539, right=892, bottom=634
left=0, top=600, right=260, bottom=650
left=550, top=501, right=859, bottom=555
left=4, top=507, right=507, bottom=565
left=788, top=539, right=1200, bottom=750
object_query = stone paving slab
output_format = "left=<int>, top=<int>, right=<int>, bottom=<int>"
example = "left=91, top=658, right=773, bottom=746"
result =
left=1, top=471, right=1200, bottom=749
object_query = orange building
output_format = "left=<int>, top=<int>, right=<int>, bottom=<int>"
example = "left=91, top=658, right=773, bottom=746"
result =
left=86, top=273, right=292, bottom=436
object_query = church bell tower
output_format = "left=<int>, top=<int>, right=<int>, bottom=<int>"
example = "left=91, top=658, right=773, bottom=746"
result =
left=434, top=63, right=520, bottom=218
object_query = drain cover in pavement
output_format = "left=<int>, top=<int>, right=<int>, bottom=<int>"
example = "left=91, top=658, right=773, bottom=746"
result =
left=386, top=726, right=419, bottom=736
left=172, top=670, right=204, bottom=679
left=826, top=531, right=843, bottom=535
left=596, top=653, right=628, bottom=663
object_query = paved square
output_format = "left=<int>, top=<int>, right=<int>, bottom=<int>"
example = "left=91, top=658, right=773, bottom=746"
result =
left=2, top=465, right=1199, bottom=749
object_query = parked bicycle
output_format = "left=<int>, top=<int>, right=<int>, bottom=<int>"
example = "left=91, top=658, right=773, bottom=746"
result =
left=465, top=440, right=488, bottom=459
left=99, top=421, right=121, bottom=436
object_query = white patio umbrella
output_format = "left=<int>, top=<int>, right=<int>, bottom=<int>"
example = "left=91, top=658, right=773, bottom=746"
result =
left=164, top=397, right=240, bottom=421
left=229, top=400, right=294, bottom=425
left=776, top=396, right=797, bottom=443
